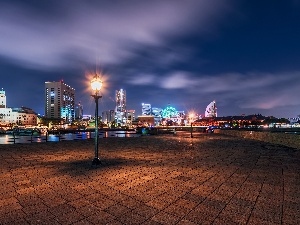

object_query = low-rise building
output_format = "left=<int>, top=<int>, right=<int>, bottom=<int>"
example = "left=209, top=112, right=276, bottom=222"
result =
left=0, top=107, right=37, bottom=126
left=11, top=107, right=37, bottom=126
left=0, top=89, right=37, bottom=126
left=138, top=115, right=155, bottom=127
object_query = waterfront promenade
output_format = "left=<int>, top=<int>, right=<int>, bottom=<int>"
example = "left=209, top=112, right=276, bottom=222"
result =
left=0, top=133, right=299, bottom=224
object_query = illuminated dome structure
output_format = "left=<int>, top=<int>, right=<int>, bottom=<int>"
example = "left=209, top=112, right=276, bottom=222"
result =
left=205, top=100, right=217, bottom=118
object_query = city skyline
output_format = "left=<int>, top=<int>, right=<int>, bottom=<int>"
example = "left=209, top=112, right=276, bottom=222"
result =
left=1, top=1, right=300, bottom=118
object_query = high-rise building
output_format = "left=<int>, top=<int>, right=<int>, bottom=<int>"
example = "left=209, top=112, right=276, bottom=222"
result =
left=102, top=110, right=115, bottom=125
left=75, top=102, right=83, bottom=119
left=151, top=107, right=162, bottom=117
left=205, top=100, right=217, bottom=118
left=45, top=81, right=75, bottom=122
left=0, top=88, right=6, bottom=108
left=0, top=89, right=11, bottom=124
left=142, top=103, right=151, bottom=115
left=126, top=110, right=135, bottom=126
left=151, top=107, right=162, bottom=125
left=0, top=89, right=12, bottom=125
left=115, top=89, right=126, bottom=125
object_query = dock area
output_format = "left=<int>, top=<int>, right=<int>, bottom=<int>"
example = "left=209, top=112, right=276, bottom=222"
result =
left=0, top=133, right=299, bottom=224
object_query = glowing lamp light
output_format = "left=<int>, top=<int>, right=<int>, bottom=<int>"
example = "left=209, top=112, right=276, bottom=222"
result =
left=90, top=73, right=103, bottom=166
left=91, top=74, right=102, bottom=92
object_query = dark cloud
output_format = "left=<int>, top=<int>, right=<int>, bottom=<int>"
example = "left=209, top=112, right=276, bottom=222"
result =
left=0, top=0, right=299, bottom=118
left=0, top=0, right=230, bottom=68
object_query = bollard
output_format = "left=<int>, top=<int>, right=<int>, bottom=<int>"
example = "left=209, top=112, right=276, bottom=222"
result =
left=13, top=132, right=16, bottom=144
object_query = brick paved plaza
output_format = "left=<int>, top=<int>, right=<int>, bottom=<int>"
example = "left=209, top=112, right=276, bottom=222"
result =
left=0, top=133, right=299, bottom=224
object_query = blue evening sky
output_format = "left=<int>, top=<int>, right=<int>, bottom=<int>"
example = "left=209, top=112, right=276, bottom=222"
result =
left=1, top=0, right=300, bottom=118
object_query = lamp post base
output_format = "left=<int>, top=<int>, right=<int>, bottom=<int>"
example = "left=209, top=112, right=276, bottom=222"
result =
left=92, top=157, right=101, bottom=165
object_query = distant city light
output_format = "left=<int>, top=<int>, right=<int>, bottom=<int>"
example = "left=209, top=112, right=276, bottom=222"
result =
left=162, top=106, right=178, bottom=119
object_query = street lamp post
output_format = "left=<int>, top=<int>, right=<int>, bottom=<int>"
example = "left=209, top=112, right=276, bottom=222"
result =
left=91, top=74, right=103, bottom=165
left=189, top=113, right=194, bottom=138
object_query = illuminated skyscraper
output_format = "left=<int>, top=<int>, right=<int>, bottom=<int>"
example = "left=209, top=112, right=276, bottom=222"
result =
left=126, top=109, right=135, bottom=126
left=151, top=107, right=162, bottom=117
left=142, top=103, right=151, bottom=115
left=102, top=110, right=115, bottom=124
left=152, top=107, right=162, bottom=125
left=0, top=88, right=6, bottom=108
left=205, top=100, right=217, bottom=118
left=0, top=89, right=11, bottom=124
left=75, top=102, right=83, bottom=119
left=45, top=81, right=75, bottom=122
left=115, top=89, right=126, bottom=125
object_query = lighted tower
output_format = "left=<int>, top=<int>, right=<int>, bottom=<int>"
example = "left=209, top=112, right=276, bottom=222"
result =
left=75, top=102, right=83, bottom=119
left=0, top=88, right=6, bottom=108
left=0, top=88, right=11, bottom=124
left=205, top=100, right=217, bottom=118
left=45, top=81, right=75, bottom=122
left=115, top=89, right=126, bottom=125
left=142, top=103, right=151, bottom=115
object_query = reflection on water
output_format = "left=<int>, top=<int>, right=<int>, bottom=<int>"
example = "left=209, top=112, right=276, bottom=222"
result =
left=0, top=131, right=140, bottom=144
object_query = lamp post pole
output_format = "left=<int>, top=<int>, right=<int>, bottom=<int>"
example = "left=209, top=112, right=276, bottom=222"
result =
left=92, top=92, right=102, bottom=165
left=90, top=74, right=103, bottom=165
left=189, top=114, right=194, bottom=138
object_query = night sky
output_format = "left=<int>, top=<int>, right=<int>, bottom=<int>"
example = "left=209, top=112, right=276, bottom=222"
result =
left=1, top=0, right=300, bottom=118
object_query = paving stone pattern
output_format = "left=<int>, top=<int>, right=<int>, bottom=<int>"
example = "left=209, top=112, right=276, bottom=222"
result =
left=0, top=133, right=299, bottom=224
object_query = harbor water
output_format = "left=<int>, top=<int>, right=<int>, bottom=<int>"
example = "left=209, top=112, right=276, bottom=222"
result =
left=0, top=130, right=140, bottom=144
